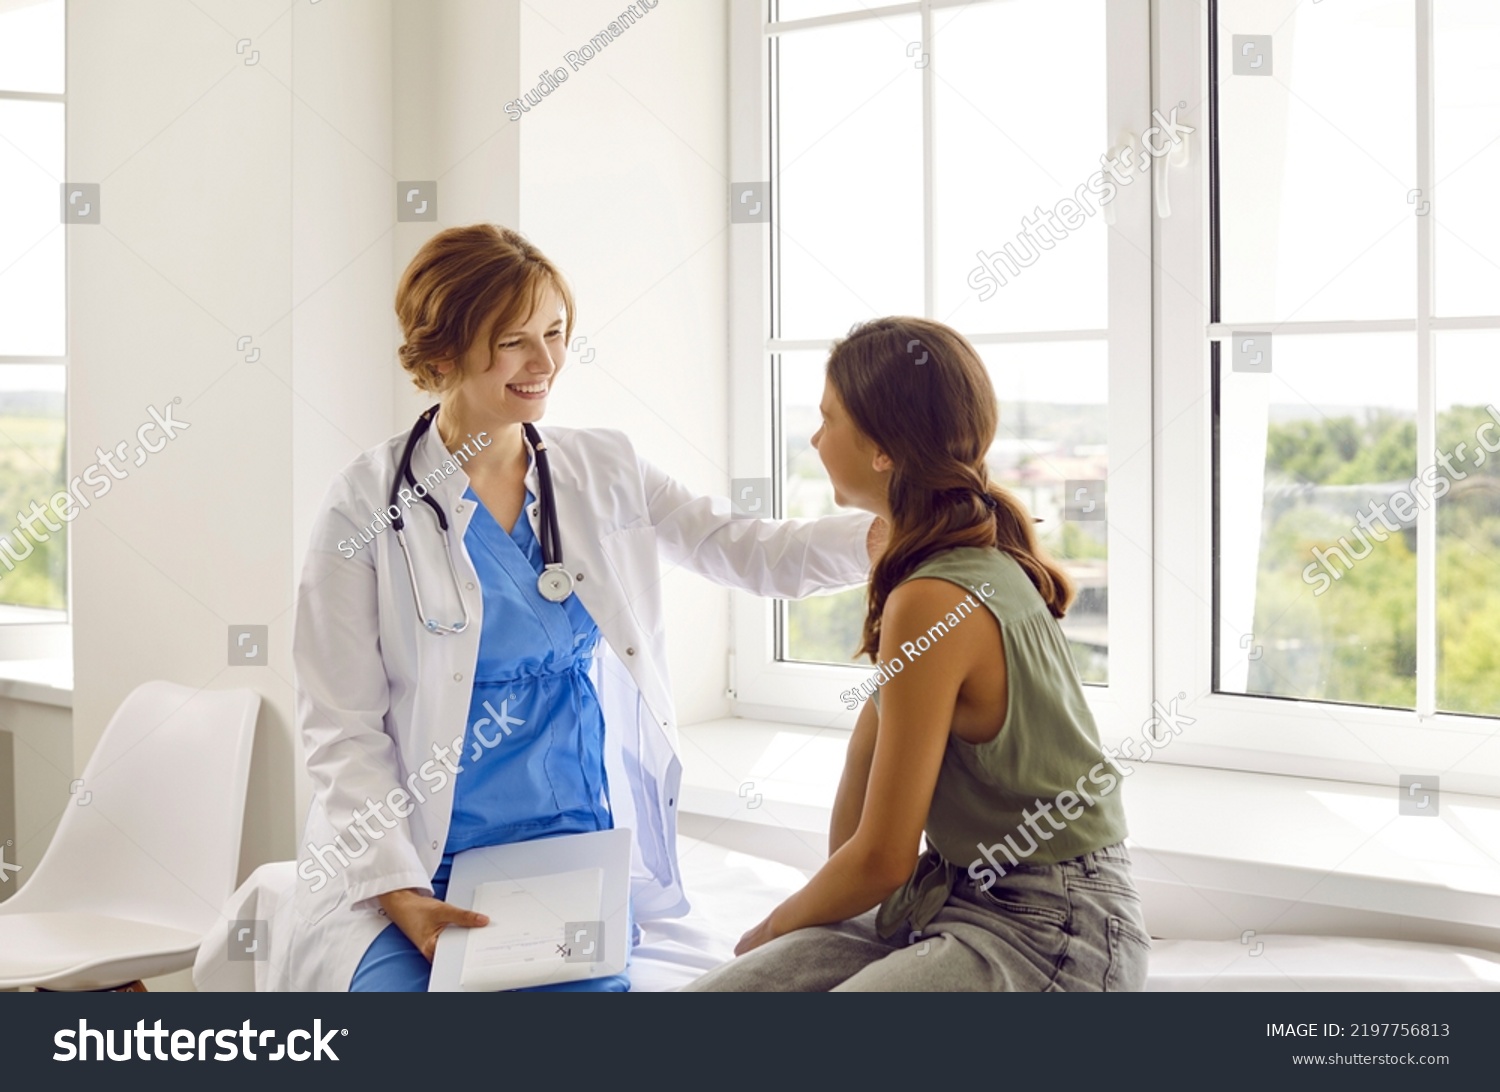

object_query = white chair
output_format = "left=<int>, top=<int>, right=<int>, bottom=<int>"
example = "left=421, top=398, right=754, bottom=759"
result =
left=0, top=681, right=259, bottom=991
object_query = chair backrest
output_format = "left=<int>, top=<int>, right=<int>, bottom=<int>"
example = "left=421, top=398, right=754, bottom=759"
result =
left=7, top=681, right=259, bottom=935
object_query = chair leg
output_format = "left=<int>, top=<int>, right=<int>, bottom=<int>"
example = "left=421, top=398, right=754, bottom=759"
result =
left=35, top=981, right=148, bottom=993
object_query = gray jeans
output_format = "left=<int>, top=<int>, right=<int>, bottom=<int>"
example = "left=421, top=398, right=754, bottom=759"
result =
left=683, top=841, right=1151, bottom=992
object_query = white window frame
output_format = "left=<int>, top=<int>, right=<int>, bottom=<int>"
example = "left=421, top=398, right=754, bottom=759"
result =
left=726, top=0, right=1157, bottom=748
left=0, top=2, right=70, bottom=661
left=1154, top=0, right=1500, bottom=797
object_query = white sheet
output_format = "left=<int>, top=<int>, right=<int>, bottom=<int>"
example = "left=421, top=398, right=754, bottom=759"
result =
left=626, top=834, right=811, bottom=992
left=195, top=841, right=1500, bottom=992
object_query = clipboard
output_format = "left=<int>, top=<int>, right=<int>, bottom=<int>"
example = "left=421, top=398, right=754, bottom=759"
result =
left=429, top=827, right=633, bottom=992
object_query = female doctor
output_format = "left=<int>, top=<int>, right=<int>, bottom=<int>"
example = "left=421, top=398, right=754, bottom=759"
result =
left=273, top=224, right=881, bottom=992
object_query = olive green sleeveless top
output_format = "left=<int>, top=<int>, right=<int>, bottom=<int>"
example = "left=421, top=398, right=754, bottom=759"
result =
left=868, top=546, right=1128, bottom=938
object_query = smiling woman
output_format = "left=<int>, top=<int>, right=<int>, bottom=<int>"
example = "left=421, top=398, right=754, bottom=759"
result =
left=394, top=226, right=577, bottom=405
left=279, top=223, right=880, bottom=993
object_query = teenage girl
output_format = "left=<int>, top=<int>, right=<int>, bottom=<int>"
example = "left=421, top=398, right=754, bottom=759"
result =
left=685, top=317, right=1151, bottom=992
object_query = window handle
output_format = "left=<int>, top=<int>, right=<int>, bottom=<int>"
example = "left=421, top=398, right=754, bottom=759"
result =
left=1154, top=124, right=1191, bottom=219
left=1102, top=132, right=1138, bottom=228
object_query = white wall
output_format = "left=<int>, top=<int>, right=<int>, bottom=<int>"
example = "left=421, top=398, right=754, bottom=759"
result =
left=518, top=0, right=732, bottom=725
left=390, top=0, right=524, bottom=425
left=68, top=0, right=297, bottom=891
left=60, top=0, right=730, bottom=979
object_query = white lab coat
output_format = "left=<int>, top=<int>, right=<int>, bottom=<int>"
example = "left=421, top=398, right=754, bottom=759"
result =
left=271, top=420, right=873, bottom=992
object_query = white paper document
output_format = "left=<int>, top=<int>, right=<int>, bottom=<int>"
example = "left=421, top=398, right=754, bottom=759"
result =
left=429, top=828, right=632, bottom=992
left=458, top=868, right=605, bottom=992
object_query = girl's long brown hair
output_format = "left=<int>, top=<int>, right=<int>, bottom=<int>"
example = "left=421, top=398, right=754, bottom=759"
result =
left=826, top=317, right=1075, bottom=662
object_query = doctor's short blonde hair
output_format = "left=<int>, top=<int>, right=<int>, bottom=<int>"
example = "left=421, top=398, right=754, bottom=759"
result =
left=395, top=224, right=577, bottom=394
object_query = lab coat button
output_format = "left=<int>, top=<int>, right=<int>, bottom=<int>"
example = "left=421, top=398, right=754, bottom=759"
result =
left=455, top=503, right=465, bottom=513
left=453, top=673, right=463, bottom=681
left=575, top=573, right=584, bottom=581
left=432, top=841, right=439, bottom=849
left=466, top=582, right=475, bottom=591
left=626, top=647, right=635, bottom=656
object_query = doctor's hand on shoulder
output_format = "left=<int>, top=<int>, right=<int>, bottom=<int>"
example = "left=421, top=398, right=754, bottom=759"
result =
left=377, top=888, right=490, bottom=963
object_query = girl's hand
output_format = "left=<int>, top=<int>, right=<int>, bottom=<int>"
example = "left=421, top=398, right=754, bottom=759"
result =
left=377, top=888, right=489, bottom=963
left=734, top=914, right=780, bottom=957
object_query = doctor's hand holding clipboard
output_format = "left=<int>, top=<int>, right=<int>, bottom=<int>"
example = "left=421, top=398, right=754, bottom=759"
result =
left=276, top=224, right=884, bottom=993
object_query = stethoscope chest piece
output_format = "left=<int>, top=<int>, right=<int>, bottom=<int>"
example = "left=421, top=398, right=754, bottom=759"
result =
left=537, top=564, right=573, bottom=603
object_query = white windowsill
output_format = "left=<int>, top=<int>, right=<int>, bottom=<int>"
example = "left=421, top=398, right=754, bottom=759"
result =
left=677, top=716, right=1500, bottom=949
left=0, top=657, right=74, bottom=709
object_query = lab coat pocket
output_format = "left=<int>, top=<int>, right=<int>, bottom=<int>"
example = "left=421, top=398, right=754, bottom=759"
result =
left=297, top=876, right=349, bottom=929
left=598, top=525, right=662, bottom=636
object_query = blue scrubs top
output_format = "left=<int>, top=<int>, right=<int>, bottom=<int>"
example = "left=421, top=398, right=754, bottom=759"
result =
left=446, top=481, right=613, bottom=851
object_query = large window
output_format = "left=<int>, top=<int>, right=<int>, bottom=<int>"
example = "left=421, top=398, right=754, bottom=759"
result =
left=730, top=0, right=1154, bottom=731
left=736, top=0, right=1500, bottom=792
left=1153, top=0, right=1500, bottom=795
left=0, top=0, right=68, bottom=634
left=1212, top=0, right=1500, bottom=720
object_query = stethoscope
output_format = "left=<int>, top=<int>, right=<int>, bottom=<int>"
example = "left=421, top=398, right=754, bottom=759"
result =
left=390, top=405, right=572, bottom=636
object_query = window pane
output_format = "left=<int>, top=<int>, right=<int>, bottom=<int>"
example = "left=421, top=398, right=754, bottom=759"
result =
left=1434, top=0, right=1500, bottom=316
left=0, top=99, right=66, bottom=357
left=781, top=351, right=868, bottom=666
left=1217, top=334, right=1416, bottom=708
left=1436, top=331, right=1500, bottom=717
left=934, top=0, right=1108, bottom=331
left=0, top=366, right=66, bottom=612
left=0, top=0, right=64, bottom=94
left=776, top=15, right=922, bottom=339
left=779, top=344, right=1109, bottom=683
left=979, top=340, right=1109, bottom=683
left=1218, top=0, right=1415, bottom=323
